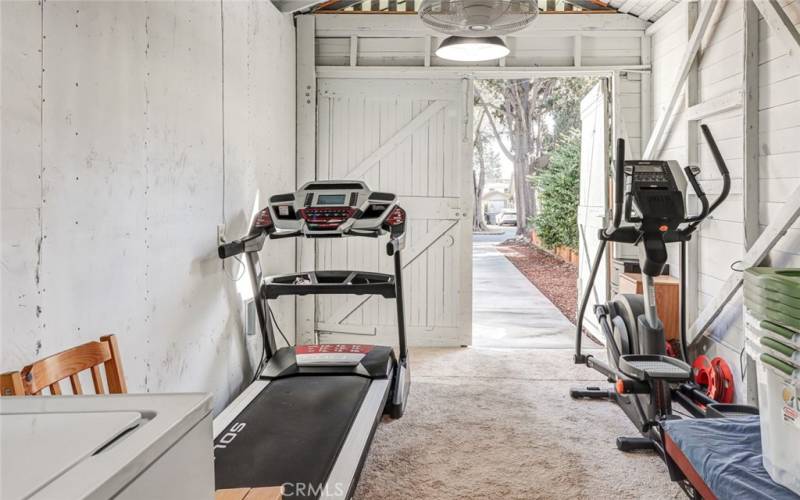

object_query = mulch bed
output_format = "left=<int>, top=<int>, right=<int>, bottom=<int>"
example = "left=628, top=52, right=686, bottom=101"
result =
left=497, top=239, right=578, bottom=324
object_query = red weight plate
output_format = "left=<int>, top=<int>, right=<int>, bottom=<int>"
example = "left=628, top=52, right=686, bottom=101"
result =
left=692, top=355, right=712, bottom=386
left=711, top=357, right=735, bottom=404
left=692, top=355, right=719, bottom=400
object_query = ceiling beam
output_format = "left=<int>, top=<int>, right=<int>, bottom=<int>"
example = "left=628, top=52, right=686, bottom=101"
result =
left=313, top=12, right=649, bottom=37
left=316, top=64, right=649, bottom=79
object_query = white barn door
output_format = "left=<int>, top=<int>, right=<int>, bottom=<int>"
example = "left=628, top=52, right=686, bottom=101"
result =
left=313, top=78, right=473, bottom=347
left=578, top=82, right=610, bottom=340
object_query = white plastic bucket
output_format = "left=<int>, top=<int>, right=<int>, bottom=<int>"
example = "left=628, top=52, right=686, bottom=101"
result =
left=745, top=310, right=800, bottom=352
left=753, top=345, right=800, bottom=495
left=746, top=327, right=800, bottom=368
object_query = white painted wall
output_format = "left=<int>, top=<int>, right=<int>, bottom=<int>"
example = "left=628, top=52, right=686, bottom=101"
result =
left=1, top=0, right=296, bottom=414
left=618, top=73, right=644, bottom=160
left=695, top=1, right=747, bottom=364
left=648, top=0, right=800, bottom=400
left=651, top=3, right=690, bottom=167
left=759, top=0, right=800, bottom=270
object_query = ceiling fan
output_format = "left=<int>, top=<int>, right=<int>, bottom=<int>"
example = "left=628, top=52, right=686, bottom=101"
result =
left=418, top=0, right=539, bottom=61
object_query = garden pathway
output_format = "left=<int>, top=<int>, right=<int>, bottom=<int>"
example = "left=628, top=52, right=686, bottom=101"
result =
left=472, top=228, right=575, bottom=348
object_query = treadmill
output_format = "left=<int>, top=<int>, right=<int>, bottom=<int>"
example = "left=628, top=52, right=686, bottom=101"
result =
left=213, top=180, right=410, bottom=500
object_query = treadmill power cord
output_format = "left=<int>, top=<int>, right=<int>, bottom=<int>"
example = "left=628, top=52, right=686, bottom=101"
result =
left=251, top=306, right=291, bottom=383
left=269, top=307, right=291, bottom=347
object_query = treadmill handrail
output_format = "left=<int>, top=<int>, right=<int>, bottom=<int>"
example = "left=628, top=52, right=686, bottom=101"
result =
left=218, top=202, right=409, bottom=366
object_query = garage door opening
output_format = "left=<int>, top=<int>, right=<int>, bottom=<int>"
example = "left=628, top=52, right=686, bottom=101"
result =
left=471, top=77, right=611, bottom=349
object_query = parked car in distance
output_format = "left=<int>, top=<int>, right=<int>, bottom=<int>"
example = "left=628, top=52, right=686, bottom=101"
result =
left=498, top=210, right=517, bottom=226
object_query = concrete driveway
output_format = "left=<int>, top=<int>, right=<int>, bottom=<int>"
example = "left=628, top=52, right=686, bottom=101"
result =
left=472, top=227, right=575, bottom=348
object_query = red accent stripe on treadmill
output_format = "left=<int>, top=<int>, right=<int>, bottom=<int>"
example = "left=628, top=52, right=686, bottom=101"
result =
left=295, top=344, right=374, bottom=355
left=664, top=433, right=718, bottom=500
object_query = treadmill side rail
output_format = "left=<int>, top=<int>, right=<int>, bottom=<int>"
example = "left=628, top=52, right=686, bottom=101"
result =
left=321, top=378, right=392, bottom=500
left=213, top=380, right=270, bottom=440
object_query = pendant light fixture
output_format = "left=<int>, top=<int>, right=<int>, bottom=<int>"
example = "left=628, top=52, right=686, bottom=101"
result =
left=435, top=35, right=510, bottom=62
left=419, top=0, right=539, bottom=61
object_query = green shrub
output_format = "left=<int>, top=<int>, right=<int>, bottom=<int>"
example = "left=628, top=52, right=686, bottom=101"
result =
left=533, top=130, right=580, bottom=250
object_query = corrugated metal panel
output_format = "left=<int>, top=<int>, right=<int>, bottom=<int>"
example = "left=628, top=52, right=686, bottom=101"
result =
left=319, top=0, right=616, bottom=13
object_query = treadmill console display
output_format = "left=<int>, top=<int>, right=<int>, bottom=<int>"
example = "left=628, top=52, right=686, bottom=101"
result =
left=317, top=194, right=346, bottom=205
left=266, top=180, right=403, bottom=237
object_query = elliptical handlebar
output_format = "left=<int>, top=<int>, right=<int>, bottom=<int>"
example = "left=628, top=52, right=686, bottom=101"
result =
left=681, top=125, right=731, bottom=232
left=682, top=166, right=710, bottom=223
left=692, top=124, right=731, bottom=225
left=605, top=138, right=627, bottom=237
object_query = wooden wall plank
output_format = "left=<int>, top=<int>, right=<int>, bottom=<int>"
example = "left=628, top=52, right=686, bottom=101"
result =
left=744, top=1, right=761, bottom=251
left=296, top=15, right=317, bottom=345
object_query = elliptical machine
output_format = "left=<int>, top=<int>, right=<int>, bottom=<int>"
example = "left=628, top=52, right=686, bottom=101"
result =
left=572, top=125, right=742, bottom=456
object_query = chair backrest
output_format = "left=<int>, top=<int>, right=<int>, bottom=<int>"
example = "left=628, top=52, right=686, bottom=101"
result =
left=14, top=335, right=127, bottom=396
left=0, top=371, right=25, bottom=396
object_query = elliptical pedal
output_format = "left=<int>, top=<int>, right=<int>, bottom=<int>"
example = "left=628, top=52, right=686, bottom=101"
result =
left=570, top=386, right=613, bottom=399
left=616, top=436, right=656, bottom=452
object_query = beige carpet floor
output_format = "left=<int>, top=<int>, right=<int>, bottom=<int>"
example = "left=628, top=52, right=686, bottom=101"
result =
left=354, top=347, right=683, bottom=500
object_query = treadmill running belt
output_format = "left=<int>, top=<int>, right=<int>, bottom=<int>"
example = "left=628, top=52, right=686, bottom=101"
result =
left=214, top=375, right=372, bottom=498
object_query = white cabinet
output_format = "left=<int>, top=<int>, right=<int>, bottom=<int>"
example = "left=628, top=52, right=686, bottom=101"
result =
left=0, top=393, right=214, bottom=500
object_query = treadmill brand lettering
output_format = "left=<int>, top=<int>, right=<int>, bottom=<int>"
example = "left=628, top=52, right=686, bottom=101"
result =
left=215, top=422, right=247, bottom=450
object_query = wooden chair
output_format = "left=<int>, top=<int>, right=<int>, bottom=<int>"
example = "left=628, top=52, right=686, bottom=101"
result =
left=0, top=335, right=127, bottom=396
left=0, top=371, right=25, bottom=396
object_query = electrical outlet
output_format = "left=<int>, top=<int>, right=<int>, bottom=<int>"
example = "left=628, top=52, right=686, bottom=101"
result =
left=217, top=224, right=226, bottom=246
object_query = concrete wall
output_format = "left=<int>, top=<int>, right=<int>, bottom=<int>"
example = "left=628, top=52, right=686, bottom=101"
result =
left=1, top=0, right=296, bottom=414
left=648, top=0, right=800, bottom=400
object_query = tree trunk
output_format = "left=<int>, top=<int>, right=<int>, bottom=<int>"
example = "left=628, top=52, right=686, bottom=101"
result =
left=514, top=132, right=534, bottom=236
left=473, top=142, right=489, bottom=231
left=513, top=149, right=528, bottom=235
